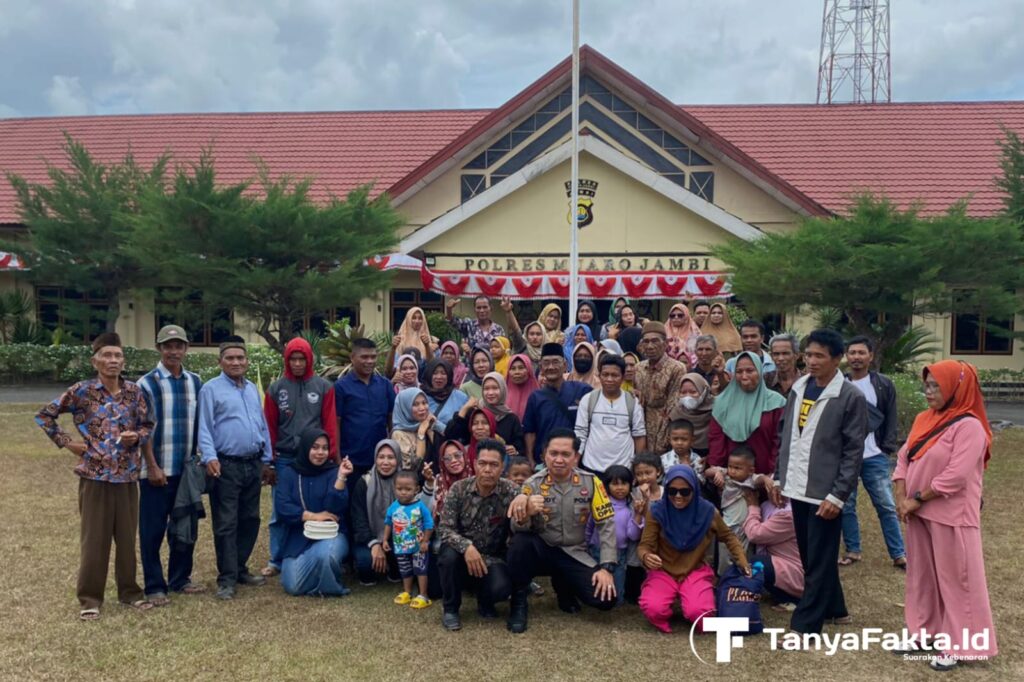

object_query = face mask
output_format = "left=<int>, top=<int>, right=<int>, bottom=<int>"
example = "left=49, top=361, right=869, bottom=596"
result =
left=681, top=396, right=700, bottom=410
left=573, top=357, right=594, bottom=374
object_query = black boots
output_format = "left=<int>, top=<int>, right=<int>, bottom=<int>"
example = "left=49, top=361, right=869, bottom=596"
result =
left=506, top=588, right=529, bottom=634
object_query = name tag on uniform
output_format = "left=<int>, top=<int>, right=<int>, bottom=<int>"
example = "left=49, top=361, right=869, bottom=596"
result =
left=601, top=416, right=618, bottom=426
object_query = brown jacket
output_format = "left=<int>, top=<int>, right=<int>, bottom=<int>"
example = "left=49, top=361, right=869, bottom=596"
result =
left=638, top=508, right=749, bottom=580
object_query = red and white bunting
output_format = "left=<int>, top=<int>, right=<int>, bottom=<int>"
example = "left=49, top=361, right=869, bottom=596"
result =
left=421, top=268, right=731, bottom=300
left=0, top=252, right=26, bottom=271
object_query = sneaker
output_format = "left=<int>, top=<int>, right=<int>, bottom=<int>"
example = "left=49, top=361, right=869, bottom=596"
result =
left=410, top=595, right=432, bottom=609
left=929, top=655, right=958, bottom=672
left=238, top=573, right=267, bottom=587
left=394, top=591, right=412, bottom=605
left=442, top=611, right=462, bottom=631
left=358, top=579, right=378, bottom=587
left=216, top=585, right=235, bottom=601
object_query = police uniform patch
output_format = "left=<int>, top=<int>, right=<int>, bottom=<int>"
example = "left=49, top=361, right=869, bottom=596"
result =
left=590, top=478, right=615, bottom=522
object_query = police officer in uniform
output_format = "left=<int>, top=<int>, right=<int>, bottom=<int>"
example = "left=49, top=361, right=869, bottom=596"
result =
left=505, top=428, right=618, bottom=633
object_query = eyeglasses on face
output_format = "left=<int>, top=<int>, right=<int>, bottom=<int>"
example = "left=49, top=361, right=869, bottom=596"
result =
left=665, top=487, right=693, bottom=498
left=668, top=313, right=685, bottom=319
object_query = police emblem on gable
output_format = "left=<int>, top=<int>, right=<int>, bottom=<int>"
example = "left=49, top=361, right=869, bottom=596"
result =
left=565, top=178, right=598, bottom=228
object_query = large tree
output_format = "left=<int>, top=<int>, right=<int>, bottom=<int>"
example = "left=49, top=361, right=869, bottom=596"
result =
left=996, top=126, right=1024, bottom=229
left=132, top=152, right=403, bottom=351
left=712, top=194, right=1024, bottom=359
left=4, top=134, right=168, bottom=335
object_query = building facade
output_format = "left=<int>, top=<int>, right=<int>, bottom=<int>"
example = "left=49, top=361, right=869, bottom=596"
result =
left=0, top=47, right=1021, bottom=368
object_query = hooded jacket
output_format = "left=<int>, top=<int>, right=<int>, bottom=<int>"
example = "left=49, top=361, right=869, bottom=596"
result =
left=264, top=338, right=338, bottom=460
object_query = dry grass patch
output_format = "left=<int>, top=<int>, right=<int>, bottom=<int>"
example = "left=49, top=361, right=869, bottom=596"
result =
left=0, top=403, right=1021, bottom=681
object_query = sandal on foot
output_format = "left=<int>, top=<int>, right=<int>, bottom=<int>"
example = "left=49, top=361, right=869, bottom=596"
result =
left=410, top=595, right=432, bottom=609
left=837, top=554, right=862, bottom=566
left=125, top=599, right=154, bottom=612
left=830, top=615, right=854, bottom=625
left=79, top=608, right=100, bottom=621
left=147, top=593, right=170, bottom=607
left=771, top=602, right=797, bottom=612
left=179, top=582, right=207, bottom=595
left=393, top=591, right=412, bottom=605
left=893, top=558, right=907, bottom=571
left=260, top=565, right=280, bottom=578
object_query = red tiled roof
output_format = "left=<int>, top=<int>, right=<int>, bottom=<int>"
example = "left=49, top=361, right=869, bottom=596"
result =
left=0, top=110, right=488, bottom=224
left=1, top=96, right=1021, bottom=225
left=682, top=102, right=1024, bottom=217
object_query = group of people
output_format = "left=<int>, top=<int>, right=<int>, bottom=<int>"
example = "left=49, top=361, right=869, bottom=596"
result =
left=36, top=297, right=998, bottom=671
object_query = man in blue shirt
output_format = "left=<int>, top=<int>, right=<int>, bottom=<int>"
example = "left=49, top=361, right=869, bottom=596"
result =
left=334, top=337, right=395, bottom=479
left=197, top=338, right=273, bottom=600
left=137, top=325, right=204, bottom=605
left=522, top=343, right=592, bottom=465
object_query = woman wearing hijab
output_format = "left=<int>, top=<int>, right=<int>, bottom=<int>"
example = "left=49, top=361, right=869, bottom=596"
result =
left=519, top=321, right=546, bottom=366
left=391, top=353, right=421, bottom=395
left=479, top=371, right=526, bottom=458
left=617, top=326, right=644, bottom=357
left=490, top=336, right=512, bottom=376
left=351, top=439, right=401, bottom=585
left=506, top=353, right=541, bottom=420
left=275, top=429, right=354, bottom=596
left=420, top=357, right=470, bottom=432
left=460, top=347, right=494, bottom=400
left=562, top=323, right=594, bottom=363
left=600, top=297, right=629, bottom=340
left=668, top=373, right=716, bottom=455
left=605, top=303, right=645, bottom=342
left=622, top=352, right=640, bottom=393
left=707, top=351, right=786, bottom=481
left=701, top=302, right=742, bottom=357
left=564, top=341, right=601, bottom=389
left=393, top=306, right=434, bottom=358
left=892, top=361, right=997, bottom=671
left=664, top=303, right=701, bottom=365
left=538, top=303, right=566, bottom=344
left=433, top=440, right=474, bottom=517
left=573, top=300, right=601, bottom=340
left=638, top=465, right=750, bottom=633
left=437, top=341, right=469, bottom=387
left=390, top=387, right=442, bottom=470
left=443, top=403, right=503, bottom=469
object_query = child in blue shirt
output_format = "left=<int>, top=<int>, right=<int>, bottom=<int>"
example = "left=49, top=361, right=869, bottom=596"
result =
left=383, top=470, right=434, bottom=609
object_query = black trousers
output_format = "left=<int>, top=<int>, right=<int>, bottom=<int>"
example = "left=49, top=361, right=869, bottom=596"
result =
left=139, top=476, right=196, bottom=595
left=209, top=457, right=263, bottom=588
left=507, top=534, right=615, bottom=610
left=438, top=545, right=512, bottom=614
left=790, top=499, right=848, bottom=633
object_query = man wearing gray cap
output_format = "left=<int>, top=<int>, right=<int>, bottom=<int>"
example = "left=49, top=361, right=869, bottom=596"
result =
left=137, top=325, right=205, bottom=605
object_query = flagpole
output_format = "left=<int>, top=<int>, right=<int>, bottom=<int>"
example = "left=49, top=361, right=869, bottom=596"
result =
left=568, top=0, right=581, bottom=325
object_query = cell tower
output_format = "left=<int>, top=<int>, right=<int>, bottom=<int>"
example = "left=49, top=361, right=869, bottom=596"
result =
left=817, top=0, right=891, bottom=104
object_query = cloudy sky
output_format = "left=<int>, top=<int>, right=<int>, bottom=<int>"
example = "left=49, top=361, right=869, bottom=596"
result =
left=0, top=0, right=1020, bottom=118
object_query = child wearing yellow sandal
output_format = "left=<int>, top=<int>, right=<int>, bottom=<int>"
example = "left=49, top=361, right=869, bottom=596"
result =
left=383, top=470, right=434, bottom=609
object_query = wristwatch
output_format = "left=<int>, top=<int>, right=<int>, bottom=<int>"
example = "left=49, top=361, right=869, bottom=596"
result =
left=912, top=491, right=925, bottom=503
left=599, top=562, right=617, bottom=573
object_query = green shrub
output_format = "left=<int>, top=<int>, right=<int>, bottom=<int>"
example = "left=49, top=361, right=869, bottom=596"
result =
left=891, top=372, right=928, bottom=441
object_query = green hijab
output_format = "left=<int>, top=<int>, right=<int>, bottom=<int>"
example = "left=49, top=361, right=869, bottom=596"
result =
left=711, top=351, right=787, bottom=442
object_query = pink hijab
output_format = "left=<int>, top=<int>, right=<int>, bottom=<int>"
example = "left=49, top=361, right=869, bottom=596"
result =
left=665, top=302, right=701, bottom=365
left=506, top=354, right=540, bottom=420
left=439, top=340, right=469, bottom=387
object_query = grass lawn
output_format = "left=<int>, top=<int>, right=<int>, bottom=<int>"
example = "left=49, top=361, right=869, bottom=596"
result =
left=1, top=402, right=1021, bottom=681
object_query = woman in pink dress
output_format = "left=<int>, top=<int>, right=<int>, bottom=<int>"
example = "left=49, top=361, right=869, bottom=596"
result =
left=893, top=360, right=997, bottom=672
